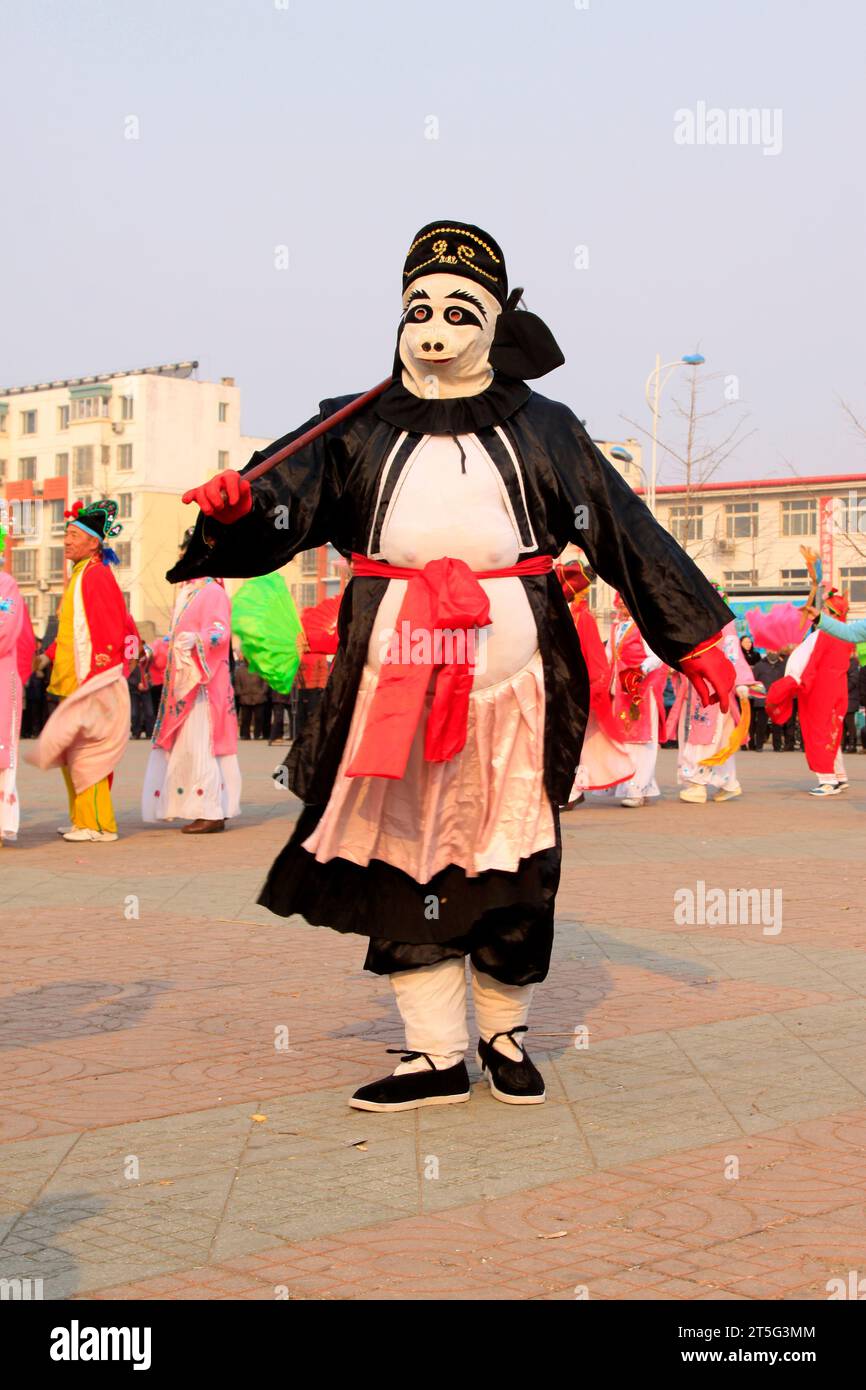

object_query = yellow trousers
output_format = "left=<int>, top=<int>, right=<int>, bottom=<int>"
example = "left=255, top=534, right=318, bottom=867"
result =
left=62, top=769, right=117, bottom=834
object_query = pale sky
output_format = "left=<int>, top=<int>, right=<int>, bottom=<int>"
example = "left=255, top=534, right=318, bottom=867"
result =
left=3, top=0, right=865, bottom=484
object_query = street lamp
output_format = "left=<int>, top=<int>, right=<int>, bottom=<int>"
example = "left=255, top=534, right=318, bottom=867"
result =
left=644, top=352, right=706, bottom=517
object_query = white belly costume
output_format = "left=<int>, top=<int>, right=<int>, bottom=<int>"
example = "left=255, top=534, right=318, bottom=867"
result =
left=302, top=434, right=556, bottom=880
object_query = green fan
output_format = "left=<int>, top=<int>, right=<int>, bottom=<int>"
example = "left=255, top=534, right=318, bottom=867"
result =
left=231, top=574, right=303, bottom=694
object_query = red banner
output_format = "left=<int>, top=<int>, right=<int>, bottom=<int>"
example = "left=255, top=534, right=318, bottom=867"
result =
left=819, top=495, right=835, bottom=586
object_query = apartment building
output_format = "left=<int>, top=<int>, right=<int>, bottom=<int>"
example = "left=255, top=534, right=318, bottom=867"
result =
left=655, top=474, right=866, bottom=608
left=578, top=466, right=866, bottom=629
left=0, top=361, right=269, bottom=638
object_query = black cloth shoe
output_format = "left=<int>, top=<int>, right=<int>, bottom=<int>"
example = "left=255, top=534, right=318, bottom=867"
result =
left=477, top=1027, right=546, bottom=1105
left=349, top=1050, right=471, bottom=1112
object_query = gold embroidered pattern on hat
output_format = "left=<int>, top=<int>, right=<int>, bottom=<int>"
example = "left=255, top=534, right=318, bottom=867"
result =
left=403, top=226, right=502, bottom=285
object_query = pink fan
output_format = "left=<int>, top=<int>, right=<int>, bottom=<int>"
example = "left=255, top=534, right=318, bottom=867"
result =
left=746, top=603, right=808, bottom=652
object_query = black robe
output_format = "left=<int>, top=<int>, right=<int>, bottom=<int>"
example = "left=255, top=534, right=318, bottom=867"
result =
left=170, top=376, right=731, bottom=959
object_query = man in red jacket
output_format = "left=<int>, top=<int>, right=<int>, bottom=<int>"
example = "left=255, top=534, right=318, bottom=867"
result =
left=27, top=501, right=134, bottom=841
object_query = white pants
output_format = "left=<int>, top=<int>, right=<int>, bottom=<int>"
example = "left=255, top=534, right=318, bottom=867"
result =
left=390, top=958, right=534, bottom=1071
left=818, top=749, right=847, bottom=785
left=607, top=700, right=660, bottom=801
left=0, top=764, right=19, bottom=840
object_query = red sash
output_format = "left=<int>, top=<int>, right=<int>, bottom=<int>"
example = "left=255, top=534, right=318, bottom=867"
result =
left=346, top=552, right=553, bottom=780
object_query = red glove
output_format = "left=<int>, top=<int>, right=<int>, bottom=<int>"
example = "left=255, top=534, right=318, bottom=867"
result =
left=764, top=674, right=797, bottom=725
left=679, top=637, right=733, bottom=713
left=181, top=469, right=252, bottom=524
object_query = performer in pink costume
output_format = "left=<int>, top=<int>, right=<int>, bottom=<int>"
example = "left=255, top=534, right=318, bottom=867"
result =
left=668, top=609, right=755, bottom=804
left=142, top=535, right=240, bottom=834
left=556, top=560, right=633, bottom=807
left=603, top=593, right=667, bottom=808
left=0, top=526, right=37, bottom=844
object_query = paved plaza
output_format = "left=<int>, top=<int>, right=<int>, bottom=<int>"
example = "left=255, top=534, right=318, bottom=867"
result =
left=1, top=741, right=865, bottom=1301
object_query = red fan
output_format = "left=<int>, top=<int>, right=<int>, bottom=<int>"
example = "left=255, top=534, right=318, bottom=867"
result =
left=17, top=603, right=37, bottom=687
left=301, top=595, right=341, bottom=654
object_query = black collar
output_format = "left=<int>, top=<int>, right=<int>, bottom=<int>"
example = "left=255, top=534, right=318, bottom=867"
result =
left=374, top=373, right=531, bottom=435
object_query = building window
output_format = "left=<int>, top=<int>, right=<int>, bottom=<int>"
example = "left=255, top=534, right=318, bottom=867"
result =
left=11, top=549, right=37, bottom=582
left=118, top=493, right=133, bottom=518
left=48, top=498, right=66, bottom=534
left=780, top=568, right=809, bottom=589
left=840, top=566, right=866, bottom=604
left=292, top=583, right=318, bottom=609
left=115, top=542, right=131, bottom=568
left=71, top=395, right=109, bottom=421
left=325, top=543, right=344, bottom=578
left=218, top=402, right=228, bottom=423
left=73, top=445, right=94, bottom=487
left=723, top=569, right=758, bottom=590
left=301, top=551, right=318, bottom=576
left=839, top=492, right=866, bottom=534
left=668, top=504, right=703, bottom=544
left=117, top=444, right=133, bottom=471
left=18, top=456, right=37, bottom=481
left=101, top=445, right=111, bottom=469
left=120, top=395, right=134, bottom=420
left=47, top=547, right=65, bottom=582
left=121, top=591, right=132, bottom=609
left=47, top=591, right=62, bottom=616
left=0, top=460, right=6, bottom=481
left=0, top=406, right=7, bottom=433
left=780, top=498, right=816, bottom=537
left=20, top=410, right=37, bottom=435
left=58, top=405, right=70, bottom=430
left=23, top=594, right=38, bottom=620
left=725, top=502, right=758, bottom=539
left=218, top=450, right=230, bottom=470
left=55, top=452, right=69, bottom=477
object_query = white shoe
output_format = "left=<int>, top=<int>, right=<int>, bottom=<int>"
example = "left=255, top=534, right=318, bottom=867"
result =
left=808, top=783, right=843, bottom=797
left=62, top=827, right=119, bottom=842
left=57, top=824, right=74, bottom=835
left=679, top=784, right=708, bottom=803
left=713, top=785, right=743, bottom=802
left=620, top=796, right=645, bottom=808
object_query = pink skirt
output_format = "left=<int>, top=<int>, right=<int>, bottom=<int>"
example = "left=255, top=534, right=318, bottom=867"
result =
left=303, top=650, right=555, bottom=881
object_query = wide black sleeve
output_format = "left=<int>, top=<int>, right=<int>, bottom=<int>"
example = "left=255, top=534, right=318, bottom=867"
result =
left=546, top=403, right=732, bottom=666
left=168, top=397, right=353, bottom=583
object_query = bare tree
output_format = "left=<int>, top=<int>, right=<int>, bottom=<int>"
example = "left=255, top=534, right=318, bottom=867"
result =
left=623, top=365, right=753, bottom=562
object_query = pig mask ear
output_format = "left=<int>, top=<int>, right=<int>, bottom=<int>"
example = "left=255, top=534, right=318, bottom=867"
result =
left=488, top=288, right=565, bottom=380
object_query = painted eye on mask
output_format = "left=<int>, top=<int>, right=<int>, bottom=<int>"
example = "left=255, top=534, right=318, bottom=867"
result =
left=443, top=305, right=482, bottom=329
left=406, top=303, right=433, bottom=324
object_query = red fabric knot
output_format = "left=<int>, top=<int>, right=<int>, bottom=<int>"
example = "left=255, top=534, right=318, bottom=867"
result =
left=346, top=552, right=553, bottom=781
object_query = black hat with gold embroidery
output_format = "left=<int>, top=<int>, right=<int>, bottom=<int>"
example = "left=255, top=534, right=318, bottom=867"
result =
left=403, top=221, right=508, bottom=305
